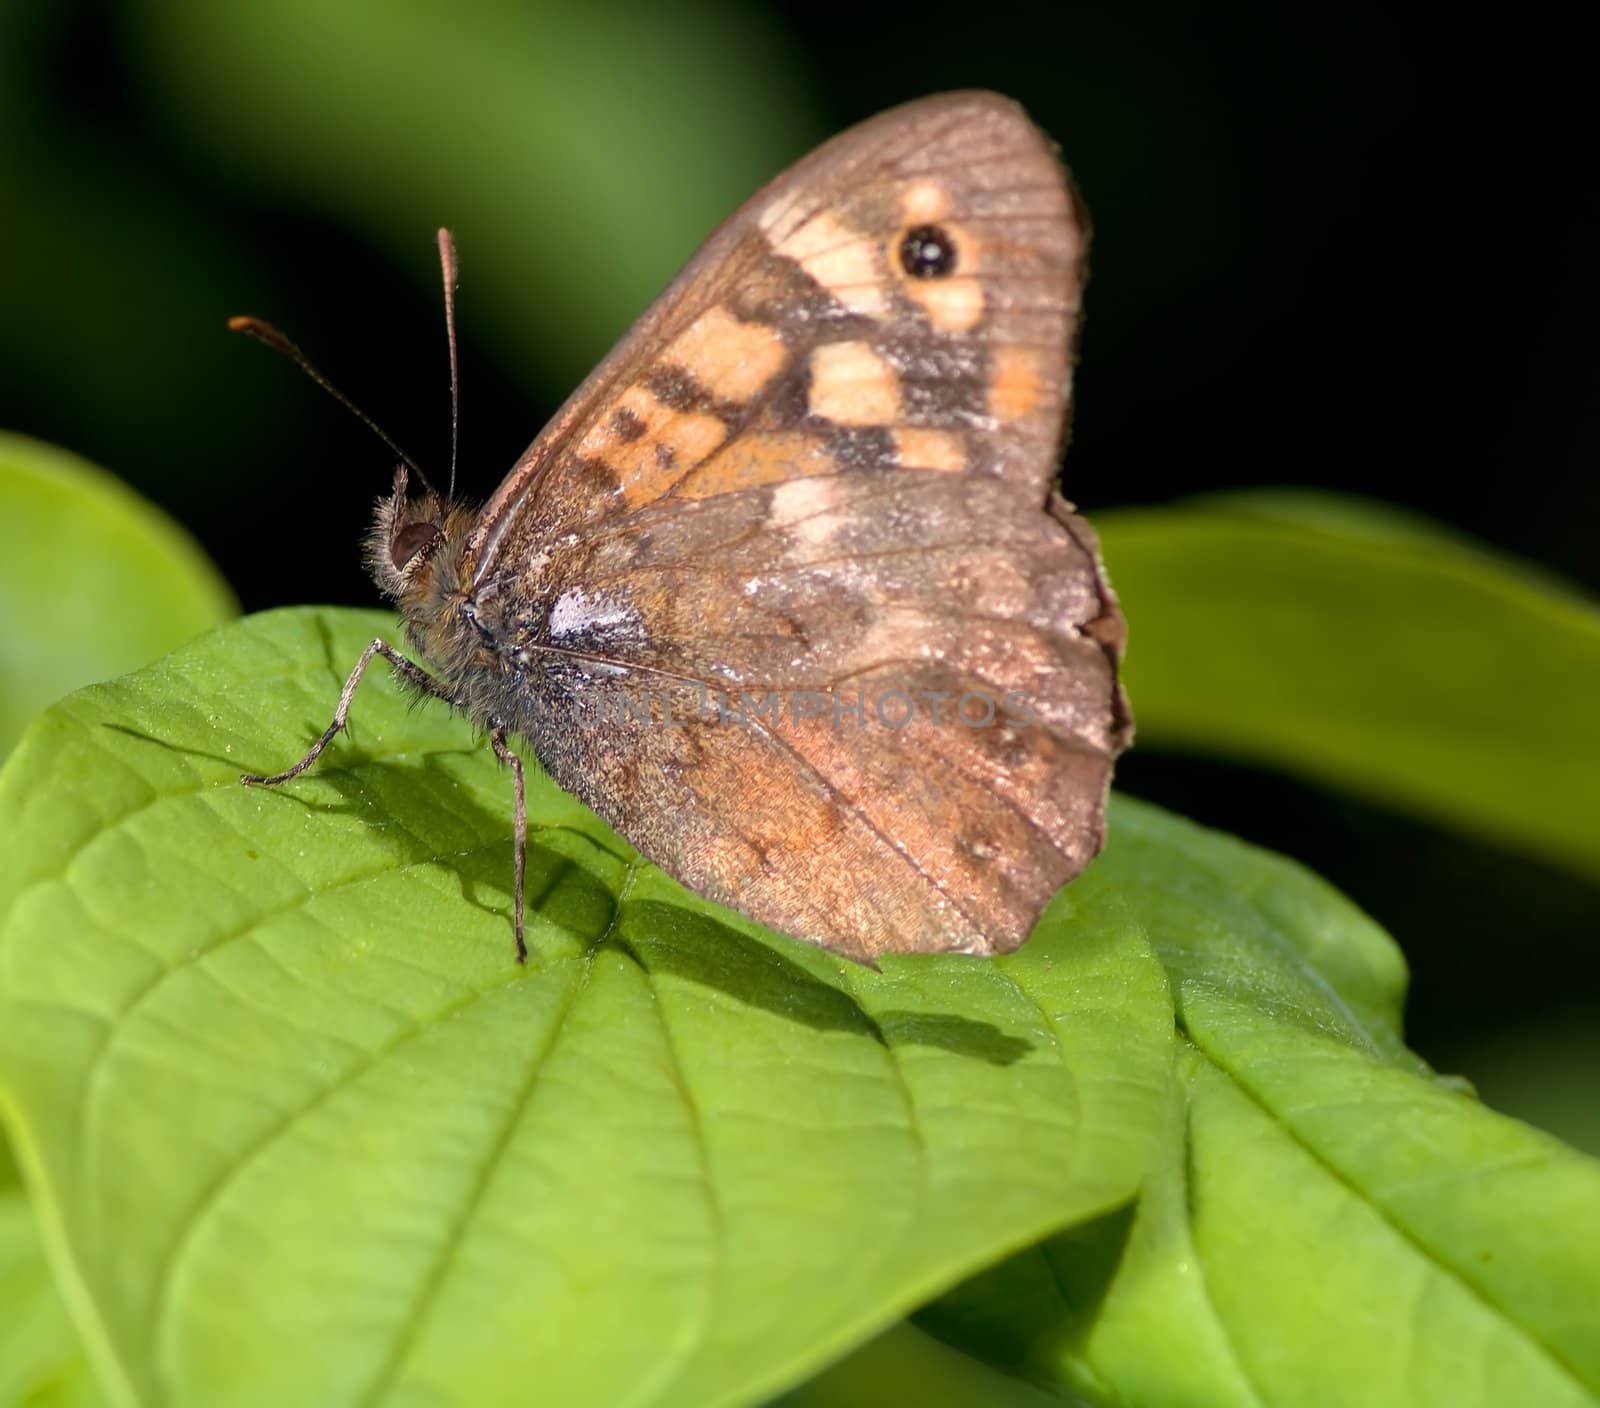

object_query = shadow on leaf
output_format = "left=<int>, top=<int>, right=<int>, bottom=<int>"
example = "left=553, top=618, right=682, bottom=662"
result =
left=618, top=899, right=1032, bottom=1065
left=111, top=706, right=1033, bottom=1067
left=915, top=1203, right=1137, bottom=1366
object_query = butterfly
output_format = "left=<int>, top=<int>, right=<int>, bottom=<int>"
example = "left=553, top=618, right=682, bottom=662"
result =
left=237, top=90, right=1132, bottom=968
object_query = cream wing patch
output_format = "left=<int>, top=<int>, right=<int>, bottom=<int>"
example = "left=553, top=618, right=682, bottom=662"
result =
left=768, top=210, right=887, bottom=318
left=893, top=427, right=965, bottom=472
left=808, top=341, right=901, bottom=425
left=664, top=306, right=787, bottom=402
left=904, top=273, right=985, bottom=332
left=899, top=180, right=952, bottom=224
left=988, top=346, right=1046, bottom=421
left=768, top=474, right=844, bottom=549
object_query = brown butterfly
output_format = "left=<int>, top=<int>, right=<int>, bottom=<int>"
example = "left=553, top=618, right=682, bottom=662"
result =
left=236, top=90, right=1132, bottom=968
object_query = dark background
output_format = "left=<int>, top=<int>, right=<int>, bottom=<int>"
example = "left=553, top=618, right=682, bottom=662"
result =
left=3, top=1, right=1595, bottom=1143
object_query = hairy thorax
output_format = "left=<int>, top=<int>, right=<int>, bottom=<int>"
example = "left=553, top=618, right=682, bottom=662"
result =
left=369, top=469, right=645, bottom=748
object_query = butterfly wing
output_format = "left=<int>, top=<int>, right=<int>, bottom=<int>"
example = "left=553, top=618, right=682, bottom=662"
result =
left=463, top=91, right=1130, bottom=964
left=469, top=89, right=1083, bottom=553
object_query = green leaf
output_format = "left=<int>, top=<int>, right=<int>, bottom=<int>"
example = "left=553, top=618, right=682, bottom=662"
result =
left=1097, top=492, right=1600, bottom=878
left=0, top=434, right=236, bottom=761
left=0, top=1184, right=108, bottom=1408
left=0, top=436, right=227, bottom=1407
left=122, top=0, right=822, bottom=389
left=920, top=802, right=1600, bottom=1406
left=0, top=608, right=1174, bottom=1408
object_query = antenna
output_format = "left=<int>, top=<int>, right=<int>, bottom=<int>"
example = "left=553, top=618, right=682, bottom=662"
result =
left=437, top=228, right=461, bottom=499
left=227, top=315, right=435, bottom=494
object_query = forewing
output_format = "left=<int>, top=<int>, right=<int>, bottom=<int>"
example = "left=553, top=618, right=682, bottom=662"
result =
left=466, top=90, right=1085, bottom=571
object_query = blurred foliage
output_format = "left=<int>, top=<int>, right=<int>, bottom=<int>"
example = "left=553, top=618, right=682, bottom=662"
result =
left=1100, top=491, right=1600, bottom=881
left=0, top=435, right=236, bottom=759
left=772, top=1323, right=1065, bottom=1408
left=119, top=0, right=823, bottom=391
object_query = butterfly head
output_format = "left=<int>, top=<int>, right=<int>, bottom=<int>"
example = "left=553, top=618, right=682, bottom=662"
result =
left=366, top=466, right=469, bottom=603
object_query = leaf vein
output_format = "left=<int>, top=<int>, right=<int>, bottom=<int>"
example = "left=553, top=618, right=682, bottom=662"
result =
left=356, top=956, right=596, bottom=1405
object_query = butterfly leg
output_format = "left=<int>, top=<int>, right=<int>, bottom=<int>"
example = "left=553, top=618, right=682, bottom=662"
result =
left=240, top=637, right=451, bottom=787
left=488, top=721, right=528, bottom=964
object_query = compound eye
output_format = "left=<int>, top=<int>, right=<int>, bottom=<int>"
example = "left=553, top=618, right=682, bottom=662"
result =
left=392, top=521, right=443, bottom=570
